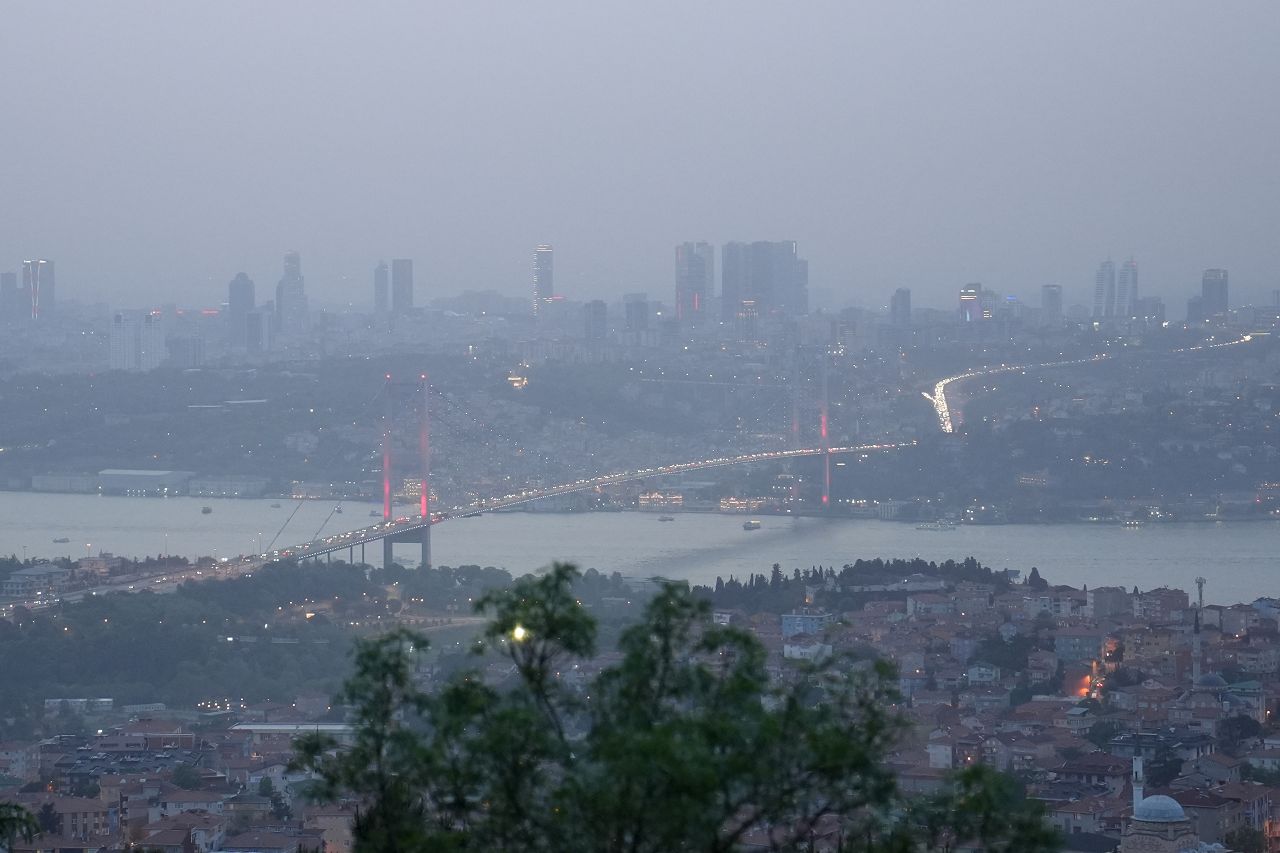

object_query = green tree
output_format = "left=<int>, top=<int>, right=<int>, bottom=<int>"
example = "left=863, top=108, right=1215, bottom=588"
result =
left=0, top=802, right=39, bottom=852
left=257, top=777, right=274, bottom=798
left=1224, top=826, right=1265, bottom=853
left=35, top=803, right=60, bottom=836
left=1146, top=747, right=1183, bottom=788
left=1085, top=721, right=1124, bottom=749
left=1218, top=715, right=1263, bottom=756
left=296, top=562, right=1060, bottom=853
left=172, top=764, right=203, bottom=790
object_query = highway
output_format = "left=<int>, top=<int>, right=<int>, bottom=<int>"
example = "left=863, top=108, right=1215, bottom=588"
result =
left=926, top=333, right=1254, bottom=434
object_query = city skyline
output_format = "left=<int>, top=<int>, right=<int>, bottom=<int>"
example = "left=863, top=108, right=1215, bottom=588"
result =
left=3, top=3, right=1278, bottom=309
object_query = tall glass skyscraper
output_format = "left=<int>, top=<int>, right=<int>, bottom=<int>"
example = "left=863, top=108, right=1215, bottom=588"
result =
left=533, top=245, right=554, bottom=315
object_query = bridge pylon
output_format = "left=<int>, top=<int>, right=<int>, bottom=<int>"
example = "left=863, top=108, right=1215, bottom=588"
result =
left=380, top=372, right=432, bottom=571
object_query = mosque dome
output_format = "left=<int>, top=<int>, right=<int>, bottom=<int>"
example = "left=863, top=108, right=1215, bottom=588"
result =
left=1133, top=795, right=1186, bottom=823
left=1195, top=673, right=1228, bottom=689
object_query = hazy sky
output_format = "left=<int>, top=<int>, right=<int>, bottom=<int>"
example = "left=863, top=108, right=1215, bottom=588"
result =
left=3, top=2, right=1279, bottom=311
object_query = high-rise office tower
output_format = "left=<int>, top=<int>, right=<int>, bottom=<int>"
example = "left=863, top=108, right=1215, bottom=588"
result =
left=1093, top=260, right=1116, bottom=319
left=720, top=241, right=807, bottom=321
left=110, top=311, right=165, bottom=371
left=228, top=273, right=255, bottom=316
left=675, top=242, right=714, bottom=325
left=22, top=259, right=54, bottom=320
left=1040, top=284, right=1064, bottom=326
left=373, top=261, right=389, bottom=314
left=275, top=250, right=308, bottom=334
left=584, top=299, right=608, bottom=341
left=0, top=272, right=17, bottom=321
left=1115, top=258, right=1138, bottom=318
left=889, top=288, right=911, bottom=328
left=110, top=313, right=141, bottom=371
left=140, top=313, right=166, bottom=371
left=391, top=259, right=414, bottom=315
left=959, top=284, right=981, bottom=322
left=1202, top=269, right=1229, bottom=316
left=533, top=245, right=554, bottom=315
left=227, top=273, right=255, bottom=346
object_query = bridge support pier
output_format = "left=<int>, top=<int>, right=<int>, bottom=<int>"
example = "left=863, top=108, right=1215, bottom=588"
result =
left=349, top=546, right=353, bottom=564
left=384, top=537, right=394, bottom=571
left=421, top=524, right=431, bottom=571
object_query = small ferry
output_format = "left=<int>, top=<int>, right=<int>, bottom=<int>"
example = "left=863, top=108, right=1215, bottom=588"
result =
left=52, top=537, right=70, bottom=544
left=463, top=511, right=482, bottom=519
left=658, top=515, right=675, bottom=522
left=742, top=519, right=762, bottom=531
left=270, top=503, right=282, bottom=508
left=201, top=506, right=213, bottom=515
left=369, top=510, right=381, bottom=517
left=334, top=505, right=343, bottom=514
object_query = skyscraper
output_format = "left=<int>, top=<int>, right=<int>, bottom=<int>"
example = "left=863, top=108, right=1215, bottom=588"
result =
left=275, top=250, right=307, bottom=335
left=889, top=288, right=911, bottom=328
left=373, top=261, right=389, bottom=314
left=959, top=284, right=981, bottom=322
left=1093, top=260, right=1116, bottom=319
left=533, top=245, right=554, bottom=315
left=227, top=273, right=255, bottom=346
left=1115, top=258, right=1138, bottom=318
left=391, top=259, right=414, bottom=315
left=110, top=311, right=166, bottom=372
left=228, top=273, right=255, bottom=316
left=1202, top=269, right=1229, bottom=316
left=1040, top=284, right=1063, bottom=327
left=720, top=241, right=807, bottom=321
left=21, top=259, right=54, bottom=320
left=675, top=242, right=714, bottom=326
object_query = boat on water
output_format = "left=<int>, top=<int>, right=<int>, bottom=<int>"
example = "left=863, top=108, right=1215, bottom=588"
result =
left=742, top=519, right=762, bottom=531
left=462, top=511, right=482, bottom=519
left=334, top=505, right=343, bottom=514
left=658, top=515, right=675, bottom=522
left=1123, top=519, right=1144, bottom=528
left=201, top=506, right=213, bottom=515
left=52, top=537, right=70, bottom=544
left=270, top=503, right=282, bottom=508
left=915, top=521, right=957, bottom=531
left=369, top=510, right=381, bottom=517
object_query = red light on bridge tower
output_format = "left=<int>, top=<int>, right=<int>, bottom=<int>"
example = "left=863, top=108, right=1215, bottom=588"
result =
left=379, top=372, right=433, bottom=571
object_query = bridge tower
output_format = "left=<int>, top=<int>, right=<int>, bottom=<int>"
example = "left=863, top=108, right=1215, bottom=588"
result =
left=380, top=373, right=432, bottom=571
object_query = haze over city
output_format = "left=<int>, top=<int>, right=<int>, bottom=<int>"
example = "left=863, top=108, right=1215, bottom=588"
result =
left=8, top=5, right=1280, bottom=853
left=4, top=1, right=1280, bottom=308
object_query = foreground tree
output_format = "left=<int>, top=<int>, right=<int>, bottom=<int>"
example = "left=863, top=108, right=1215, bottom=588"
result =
left=296, top=563, right=1059, bottom=853
left=0, top=803, right=38, bottom=853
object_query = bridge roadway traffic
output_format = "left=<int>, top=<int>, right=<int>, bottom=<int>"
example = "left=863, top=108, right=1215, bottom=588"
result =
left=255, top=441, right=913, bottom=569
left=0, top=441, right=911, bottom=615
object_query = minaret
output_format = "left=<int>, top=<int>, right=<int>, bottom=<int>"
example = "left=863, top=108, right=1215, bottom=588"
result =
left=1132, top=755, right=1145, bottom=811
